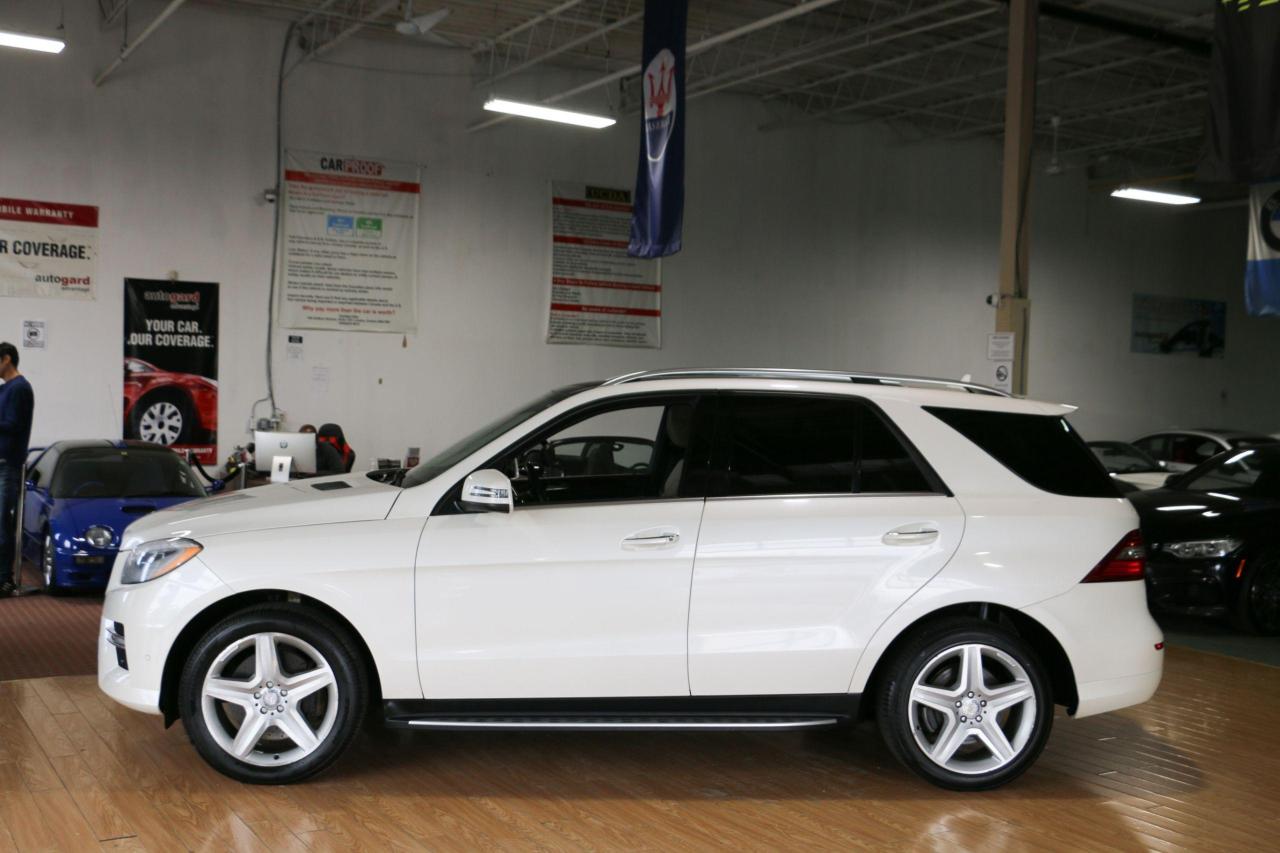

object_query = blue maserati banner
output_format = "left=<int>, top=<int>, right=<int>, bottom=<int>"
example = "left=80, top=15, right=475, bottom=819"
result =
left=628, top=0, right=687, bottom=259
left=1245, top=182, right=1280, bottom=317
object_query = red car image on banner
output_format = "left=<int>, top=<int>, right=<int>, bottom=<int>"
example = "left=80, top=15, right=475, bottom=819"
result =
left=123, top=280, right=219, bottom=463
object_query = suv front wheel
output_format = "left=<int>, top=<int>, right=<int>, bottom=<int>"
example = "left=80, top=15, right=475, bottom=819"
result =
left=877, top=618, right=1053, bottom=790
left=178, top=606, right=367, bottom=784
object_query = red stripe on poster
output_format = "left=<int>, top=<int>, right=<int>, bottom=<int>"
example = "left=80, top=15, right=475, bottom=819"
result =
left=0, top=197, right=99, bottom=227
left=551, top=302, right=662, bottom=317
left=552, top=235, right=630, bottom=249
left=553, top=277, right=661, bottom=293
left=552, top=196, right=633, bottom=213
left=284, top=170, right=420, bottom=194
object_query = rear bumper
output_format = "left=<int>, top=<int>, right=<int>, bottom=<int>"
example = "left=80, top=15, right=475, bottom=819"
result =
left=1021, top=580, right=1164, bottom=718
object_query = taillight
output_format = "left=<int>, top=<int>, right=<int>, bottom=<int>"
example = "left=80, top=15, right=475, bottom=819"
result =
left=1082, top=530, right=1146, bottom=583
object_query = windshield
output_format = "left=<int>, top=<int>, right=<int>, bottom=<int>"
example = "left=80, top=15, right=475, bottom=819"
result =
left=400, top=383, right=596, bottom=488
left=51, top=448, right=207, bottom=499
left=1181, top=447, right=1280, bottom=500
left=1089, top=442, right=1162, bottom=474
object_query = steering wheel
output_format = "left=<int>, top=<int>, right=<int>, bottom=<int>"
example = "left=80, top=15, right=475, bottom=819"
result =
left=72, top=481, right=106, bottom=499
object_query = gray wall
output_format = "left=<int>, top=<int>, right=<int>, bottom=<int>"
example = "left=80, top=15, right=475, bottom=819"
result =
left=0, top=0, right=1271, bottom=466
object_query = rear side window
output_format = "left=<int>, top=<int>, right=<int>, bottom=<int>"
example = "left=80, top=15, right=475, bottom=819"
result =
left=714, top=394, right=936, bottom=497
left=925, top=407, right=1118, bottom=498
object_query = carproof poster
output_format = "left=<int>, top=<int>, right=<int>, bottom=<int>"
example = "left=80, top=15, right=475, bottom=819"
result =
left=0, top=196, right=98, bottom=299
left=549, top=181, right=661, bottom=347
left=1130, top=294, right=1226, bottom=358
left=278, top=150, right=420, bottom=332
left=124, top=279, right=219, bottom=463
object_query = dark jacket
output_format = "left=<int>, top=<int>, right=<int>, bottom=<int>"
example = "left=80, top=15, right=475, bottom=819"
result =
left=0, top=375, right=34, bottom=466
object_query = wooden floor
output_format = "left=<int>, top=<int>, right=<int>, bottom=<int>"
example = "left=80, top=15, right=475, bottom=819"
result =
left=0, top=646, right=1275, bottom=852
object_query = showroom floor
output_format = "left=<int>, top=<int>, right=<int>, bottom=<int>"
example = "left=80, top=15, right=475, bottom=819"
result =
left=0, top=632, right=1274, bottom=850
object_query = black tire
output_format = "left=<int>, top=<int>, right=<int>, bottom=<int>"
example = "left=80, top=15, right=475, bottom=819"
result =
left=178, top=605, right=367, bottom=784
left=130, top=391, right=192, bottom=446
left=876, top=617, right=1054, bottom=791
left=1230, top=556, right=1280, bottom=636
left=41, top=532, right=65, bottom=595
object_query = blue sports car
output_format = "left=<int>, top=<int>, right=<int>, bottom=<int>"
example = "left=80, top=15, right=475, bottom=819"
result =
left=21, top=440, right=211, bottom=592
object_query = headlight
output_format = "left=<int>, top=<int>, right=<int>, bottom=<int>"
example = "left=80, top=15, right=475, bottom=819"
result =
left=121, top=538, right=203, bottom=584
left=84, top=525, right=114, bottom=549
left=1163, top=538, right=1242, bottom=559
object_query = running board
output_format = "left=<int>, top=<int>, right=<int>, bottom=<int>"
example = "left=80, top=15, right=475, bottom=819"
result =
left=386, top=714, right=843, bottom=732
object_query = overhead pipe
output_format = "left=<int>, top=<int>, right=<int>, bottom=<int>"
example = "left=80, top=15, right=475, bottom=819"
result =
left=93, top=0, right=190, bottom=86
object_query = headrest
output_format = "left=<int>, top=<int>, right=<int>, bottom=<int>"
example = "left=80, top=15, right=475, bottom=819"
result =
left=664, top=405, right=693, bottom=449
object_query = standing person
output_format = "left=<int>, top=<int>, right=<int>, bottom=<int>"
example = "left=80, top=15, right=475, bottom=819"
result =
left=0, top=342, right=35, bottom=597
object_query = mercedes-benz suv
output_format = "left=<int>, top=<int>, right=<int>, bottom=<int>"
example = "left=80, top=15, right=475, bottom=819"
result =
left=98, top=369, right=1163, bottom=790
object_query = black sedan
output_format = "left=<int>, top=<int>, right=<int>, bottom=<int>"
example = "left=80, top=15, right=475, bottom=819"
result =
left=1129, top=444, right=1280, bottom=634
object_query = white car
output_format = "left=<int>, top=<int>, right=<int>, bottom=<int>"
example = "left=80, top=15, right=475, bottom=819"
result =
left=1131, top=429, right=1278, bottom=474
left=1087, top=441, right=1170, bottom=491
left=99, top=369, right=1163, bottom=791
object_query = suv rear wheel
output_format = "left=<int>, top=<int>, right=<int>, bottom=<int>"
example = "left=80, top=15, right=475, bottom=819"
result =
left=178, top=606, right=367, bottom=784
left=877, top=618, right=1053, bottom=790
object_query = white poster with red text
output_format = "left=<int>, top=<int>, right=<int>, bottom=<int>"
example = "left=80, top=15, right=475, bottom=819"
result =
left=548, top=182, right=661, bottom=348
left=0, top=197, right=98, bottom=300
left=278, top=150, right=419, bottom=332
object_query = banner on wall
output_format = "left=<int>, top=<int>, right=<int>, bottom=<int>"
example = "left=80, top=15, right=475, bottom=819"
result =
left=549, top=181, right=661, bottom=348
left=628, top=0, right=687, bottom=259
left=124, top=279, right=219, bottom=464
left=1245, top=181, right=1280, bottom=317
left=1130, top=293, right=1226, bottom=359
left=0, top=197, right=98, bottom=300
left=278, top=150, right=420, bottom=332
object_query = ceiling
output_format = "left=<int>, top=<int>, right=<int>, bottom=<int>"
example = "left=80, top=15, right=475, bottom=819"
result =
left=107, top=0, right=1216, bottom=180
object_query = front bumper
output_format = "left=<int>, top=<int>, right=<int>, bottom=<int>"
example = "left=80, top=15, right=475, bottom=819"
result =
left=1145, top=556, right=1238, bottom=617
left=98, top=554, right=231, bottom=715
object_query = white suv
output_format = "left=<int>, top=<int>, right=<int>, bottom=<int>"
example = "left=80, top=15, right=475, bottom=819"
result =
left=99, top=369, right=1163, bottom=790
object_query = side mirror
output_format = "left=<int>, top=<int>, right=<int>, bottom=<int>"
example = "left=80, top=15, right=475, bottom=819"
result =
left=1163, top=473, right=1181, bottom=488
left=25, top=469, right=39, bottom=489
left=460, top=469, right=514, bottom=514
left=206, top=479, right=227, bottom=494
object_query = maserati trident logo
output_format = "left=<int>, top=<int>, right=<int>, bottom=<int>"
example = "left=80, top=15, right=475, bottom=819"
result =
left=643, top=48, right=677, bottom=162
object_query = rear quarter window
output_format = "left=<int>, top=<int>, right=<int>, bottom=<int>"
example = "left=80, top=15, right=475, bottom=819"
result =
left=925, top=407, right=1119, bottom=498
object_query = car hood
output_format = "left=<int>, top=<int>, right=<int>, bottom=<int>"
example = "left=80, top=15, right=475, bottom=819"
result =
left=1113, top=471, right=1168, bottom=490
left=1128, top=488, right=1280, bottom=543
left=119, top=472, right=401, bottom=549
left=53, top=495, right=202, bottom=537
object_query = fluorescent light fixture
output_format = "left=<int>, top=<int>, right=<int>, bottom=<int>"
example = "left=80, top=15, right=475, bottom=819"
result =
left=483, top=98, right=615, bottom=129
left=0, top=30, right=65, bottom=54
left=1110, top=186, right=1200, bottom=206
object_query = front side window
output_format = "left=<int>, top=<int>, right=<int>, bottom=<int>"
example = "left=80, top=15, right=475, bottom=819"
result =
left=1169, top=435, right=1220, bottom=467
left=713, top=394, right=935, bottom=497
left=498, top=396, right=706, bottom=507
left=1132, top=435, right=1169, bottom=460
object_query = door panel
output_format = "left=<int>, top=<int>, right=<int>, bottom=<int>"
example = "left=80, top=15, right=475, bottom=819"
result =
left=688, top=494, right=963, bottom=695
left=416, top=499, right=705, bottom=699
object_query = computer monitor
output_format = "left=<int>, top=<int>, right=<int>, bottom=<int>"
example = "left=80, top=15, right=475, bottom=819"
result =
left=253, top=431, right=317, bottom=475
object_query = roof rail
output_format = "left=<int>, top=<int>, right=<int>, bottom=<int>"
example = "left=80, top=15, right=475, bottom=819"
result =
left=601, top=368, right=1010, bottom=397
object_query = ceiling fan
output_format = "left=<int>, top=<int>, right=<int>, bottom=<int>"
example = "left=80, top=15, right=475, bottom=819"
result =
left=396, top=1, right=452, bottom=43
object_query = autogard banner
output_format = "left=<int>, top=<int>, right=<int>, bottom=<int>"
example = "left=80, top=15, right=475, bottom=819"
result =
left=277, top=150, right=420, bottom=333
left=0, top=196, right=98, bottom=299
left=628, top=0, right=687, bottom=259
left=1246, top=181, right=1280, bottom=317
left=549, top=181, right=661, bottom=348
left=124, top=279, right=219, bottom=464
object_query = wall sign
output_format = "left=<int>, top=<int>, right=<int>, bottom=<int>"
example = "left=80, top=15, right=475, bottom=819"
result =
left=548, top=181, right=662, bottom=348
left=278, top=150, right=420, bottom=333
left=22, top=320, right=46, bottom=349
left=124, top=279, right=219, bottom=463
left=0, top=197, right=98, bottom=300
left=1245, top=181, right=1280, bottom=317
left=1130, top=294, right=1226, bottom=358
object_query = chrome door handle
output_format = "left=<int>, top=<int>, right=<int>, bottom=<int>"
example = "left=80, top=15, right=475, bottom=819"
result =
left=622, top=531, right=680, bottom=549
left=882, top=526, right=939, bottom=546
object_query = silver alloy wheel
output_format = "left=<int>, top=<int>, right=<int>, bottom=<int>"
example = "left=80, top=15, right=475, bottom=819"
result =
left=907, top=643, right=1037, bottom=776
left=42, top=534, right=55, bottom=588
left=138, top=400, right=184, bottom=445
left=200, top=632, right=339, bottom=767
